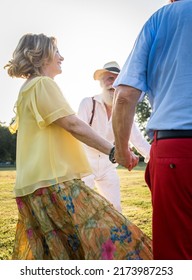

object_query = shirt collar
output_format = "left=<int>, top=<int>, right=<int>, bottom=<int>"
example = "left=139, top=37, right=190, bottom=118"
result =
left=93, top=94, right=104, bottom=104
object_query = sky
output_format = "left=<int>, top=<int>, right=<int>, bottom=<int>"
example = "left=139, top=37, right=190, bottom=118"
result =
left=0, top=0, right=166, bottom=126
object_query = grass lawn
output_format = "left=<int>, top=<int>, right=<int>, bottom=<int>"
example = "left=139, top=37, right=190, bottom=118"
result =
left=119, top=163, right=152, bottom=238
left=0, top=169, right=17, bottom=260
left=0, top=162, right=152, bottom=260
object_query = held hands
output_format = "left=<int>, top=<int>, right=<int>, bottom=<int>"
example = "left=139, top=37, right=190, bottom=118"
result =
left=109, top=146, right=139, bottom=171
left=126, top=149, right=139, bottom=171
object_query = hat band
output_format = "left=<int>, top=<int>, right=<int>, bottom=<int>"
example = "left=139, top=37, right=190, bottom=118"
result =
left=105, top=67, right=120, bottom=73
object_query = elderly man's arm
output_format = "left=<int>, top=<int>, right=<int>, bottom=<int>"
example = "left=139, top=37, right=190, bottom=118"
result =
left=112, top=85, right=142, bottom=170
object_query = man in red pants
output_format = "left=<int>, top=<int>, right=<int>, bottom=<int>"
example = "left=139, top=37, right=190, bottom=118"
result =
left=112, top=0, right=192, bottom=259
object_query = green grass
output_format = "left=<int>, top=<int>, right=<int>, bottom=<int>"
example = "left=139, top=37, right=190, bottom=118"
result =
left=118, top=165, right=152, bottom=238
left=0, top=163, right=152, bottom=260
left=0, top=170, right=18, bottom=260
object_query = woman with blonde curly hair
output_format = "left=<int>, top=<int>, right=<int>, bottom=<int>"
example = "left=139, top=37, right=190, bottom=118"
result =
left=4, top=33, right=152, bottom=260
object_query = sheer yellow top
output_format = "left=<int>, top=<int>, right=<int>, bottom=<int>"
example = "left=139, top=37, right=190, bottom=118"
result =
left=11, top=76, right=92, bottom=197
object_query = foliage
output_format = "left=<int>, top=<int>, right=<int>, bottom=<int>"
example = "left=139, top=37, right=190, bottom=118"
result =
left=0, top=124, right=16, bottom=163
left=135, top=94, right=152, bottom=139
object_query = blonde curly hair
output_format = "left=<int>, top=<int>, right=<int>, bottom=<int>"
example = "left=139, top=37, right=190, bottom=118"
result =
left=4, top=33, right=57, bottom=79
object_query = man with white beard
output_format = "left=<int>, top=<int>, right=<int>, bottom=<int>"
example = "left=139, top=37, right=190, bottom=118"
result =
left=78, top=61, right=150, bottom=212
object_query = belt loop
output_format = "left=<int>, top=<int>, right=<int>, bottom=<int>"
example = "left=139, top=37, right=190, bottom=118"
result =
left=154, top=131, right=157, bottom=144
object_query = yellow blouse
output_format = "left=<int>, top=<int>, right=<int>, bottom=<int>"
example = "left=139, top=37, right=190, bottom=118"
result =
left=11, top=76, right=92, bottom=197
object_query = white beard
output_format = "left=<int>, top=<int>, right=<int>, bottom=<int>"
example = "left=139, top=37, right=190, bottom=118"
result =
left=101, top=90, right=114, bottom=106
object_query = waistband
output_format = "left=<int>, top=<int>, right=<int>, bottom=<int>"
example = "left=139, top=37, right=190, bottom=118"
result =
left=156, top=130, right=192, bottom=140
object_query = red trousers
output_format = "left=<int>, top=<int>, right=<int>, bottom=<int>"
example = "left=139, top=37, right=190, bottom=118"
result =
left=145, top=136, right=192, bottom=260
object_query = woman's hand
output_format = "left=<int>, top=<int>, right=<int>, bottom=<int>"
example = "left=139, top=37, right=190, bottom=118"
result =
left=115, top=147, right=139, bottom=171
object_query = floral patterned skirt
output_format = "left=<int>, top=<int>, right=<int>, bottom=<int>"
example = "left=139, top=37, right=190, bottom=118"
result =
left=13, top=179, right=153, bottom=260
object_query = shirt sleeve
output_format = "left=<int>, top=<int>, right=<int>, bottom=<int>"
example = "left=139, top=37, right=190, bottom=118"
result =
left=130, top=121, right=151, bottom=162
left=31, top=77, right=75, bottom=128
left=113, top=19, right=154, bottom=92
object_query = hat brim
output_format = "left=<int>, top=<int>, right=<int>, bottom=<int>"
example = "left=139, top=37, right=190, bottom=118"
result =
left=93, top=69, right=119, bottom=80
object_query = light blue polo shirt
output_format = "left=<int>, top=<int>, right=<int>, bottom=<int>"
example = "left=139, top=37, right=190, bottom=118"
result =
left=113, top=0, right=192, bottom=139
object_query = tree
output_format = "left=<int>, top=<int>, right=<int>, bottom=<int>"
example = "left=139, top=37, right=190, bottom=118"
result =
left=135, top=94, right=151, bottom=140
left=132, top=95, right=152, bottom=161
left=0, top=124, right=16, bottom=163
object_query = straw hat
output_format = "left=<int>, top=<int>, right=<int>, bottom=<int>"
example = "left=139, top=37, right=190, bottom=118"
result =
left=93, top=61, right=120, bottom=80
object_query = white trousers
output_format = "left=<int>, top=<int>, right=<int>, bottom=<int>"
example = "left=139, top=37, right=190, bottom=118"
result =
left=82, top=164, right=122, bottom=213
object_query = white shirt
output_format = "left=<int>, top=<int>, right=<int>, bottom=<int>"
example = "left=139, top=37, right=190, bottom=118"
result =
left=78, top=94, right=151, bottom=163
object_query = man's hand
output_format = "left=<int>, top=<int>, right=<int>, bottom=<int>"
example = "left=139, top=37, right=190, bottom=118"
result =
left=115, top=147, right=139, bottom=171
